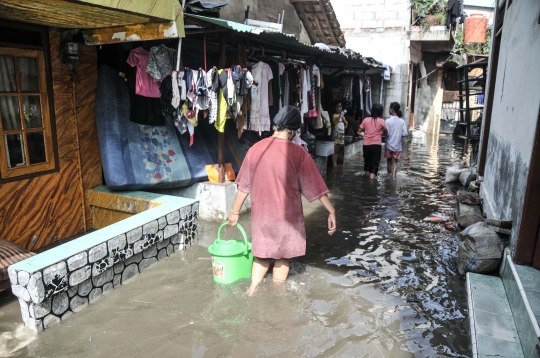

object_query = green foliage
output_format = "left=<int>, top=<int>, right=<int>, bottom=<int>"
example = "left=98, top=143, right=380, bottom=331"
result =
left=481, top=27, right=492, bottom=54
left=411, top=0, right=447, bottom=24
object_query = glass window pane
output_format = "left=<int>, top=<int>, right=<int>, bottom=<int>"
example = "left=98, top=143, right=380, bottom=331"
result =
left=22, top=96, right=42, bottom=128
left=0, top=55, right=17, bottom=92
left=27, top=131, right=46, bottom=164
left=19, top=57, right=39, bottom=92
left=4, top=134, right=26, bottom=168
left=0, top=96, right=21, bottom=130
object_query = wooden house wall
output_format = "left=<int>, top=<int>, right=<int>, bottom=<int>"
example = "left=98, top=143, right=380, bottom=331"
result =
left=0, top=32, right=103, bottom=251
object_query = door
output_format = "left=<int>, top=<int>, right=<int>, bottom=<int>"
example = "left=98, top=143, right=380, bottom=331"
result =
left=515, top=103, right=540, bottom=267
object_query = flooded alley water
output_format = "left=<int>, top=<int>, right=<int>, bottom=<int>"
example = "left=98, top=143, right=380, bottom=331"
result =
left=1, top=135, right=471, bottom=358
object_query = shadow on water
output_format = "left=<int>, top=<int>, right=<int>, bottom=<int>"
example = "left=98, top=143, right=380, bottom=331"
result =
left=0, top=136, right=471, bottom=358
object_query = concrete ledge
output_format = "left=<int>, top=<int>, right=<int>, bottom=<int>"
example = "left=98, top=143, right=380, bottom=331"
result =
left=343, top=140, right=363, bottom=162
left=467, top=272, right=525, bottom=358
left=8, top=188, right=198, bottom=332
left=501, top=254, right=540, bottom=358
left=408, top=26, right=453, bottom=42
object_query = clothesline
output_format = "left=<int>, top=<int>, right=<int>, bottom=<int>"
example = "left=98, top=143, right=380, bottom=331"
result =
left=126, top=42, right=332, bottom=146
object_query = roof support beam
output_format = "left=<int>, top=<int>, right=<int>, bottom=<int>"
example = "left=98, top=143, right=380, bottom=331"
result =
left=82, top=21, right=180, bottom=45
left=315, top=0, right=339, bottom=45
left=295, top=4, right=319, bottom=46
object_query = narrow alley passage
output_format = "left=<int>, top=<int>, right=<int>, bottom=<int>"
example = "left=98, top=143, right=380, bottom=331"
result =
left=1, top=135, right=470, bottom=358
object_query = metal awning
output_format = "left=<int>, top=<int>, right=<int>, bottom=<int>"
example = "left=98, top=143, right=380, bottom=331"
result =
left=184, top=14, right=384, bottom=71
left=0, top=0, right=185, bottom=42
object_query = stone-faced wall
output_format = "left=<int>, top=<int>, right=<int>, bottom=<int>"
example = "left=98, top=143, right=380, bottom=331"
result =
left=8, top=202, right=198, bottom=332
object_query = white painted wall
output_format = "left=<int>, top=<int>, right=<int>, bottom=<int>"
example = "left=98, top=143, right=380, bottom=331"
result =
left=332, top=0, right=411, bottom=117
left=479, top=0, right=540, bottom=254
left=464, top=6, right=495, bottom=26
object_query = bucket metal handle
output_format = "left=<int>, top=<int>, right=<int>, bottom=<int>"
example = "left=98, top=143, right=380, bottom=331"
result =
left=218, top=222, right=249, bottom=255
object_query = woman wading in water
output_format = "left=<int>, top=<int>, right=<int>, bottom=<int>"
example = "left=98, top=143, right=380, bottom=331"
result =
left=228, top=106, right=337, bottom=295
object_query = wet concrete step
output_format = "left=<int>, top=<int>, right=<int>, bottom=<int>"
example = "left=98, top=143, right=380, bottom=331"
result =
left=467, top=272, right=525, bottom=357
left=500, top=251, right=540, bottom=358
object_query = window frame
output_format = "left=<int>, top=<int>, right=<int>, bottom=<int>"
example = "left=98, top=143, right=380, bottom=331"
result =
left=0, top=23, right=58, bottom=183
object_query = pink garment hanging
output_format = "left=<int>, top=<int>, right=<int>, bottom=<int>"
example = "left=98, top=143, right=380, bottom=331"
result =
left=126, top=47, right=161, bottom=98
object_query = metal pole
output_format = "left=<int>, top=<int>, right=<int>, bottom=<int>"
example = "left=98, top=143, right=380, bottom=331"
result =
left=176, top=0, right=186, bottom=71
left=217, top=37, right=227, bottom=183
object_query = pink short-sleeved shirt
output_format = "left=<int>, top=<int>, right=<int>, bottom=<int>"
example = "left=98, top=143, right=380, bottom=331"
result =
left=127, top=47, right=161, bottom=98
left=360, top=117, right=387, bottom=145
left=236, top=137, right=329, bottom=259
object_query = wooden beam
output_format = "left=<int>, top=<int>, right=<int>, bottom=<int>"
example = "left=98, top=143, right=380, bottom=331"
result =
left=82, top=21, right=181, bottom=45
left=315, top=0, right=339, bottom=45
left=310, top=6, right=327, bottom=44
left=0, top=0, right=149, bottom=28
left=77, top=0, right=179, bottom=22
left=295, top=4, right=319, bottom=45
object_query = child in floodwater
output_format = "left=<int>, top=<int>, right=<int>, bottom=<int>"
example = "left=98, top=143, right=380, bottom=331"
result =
left=228, top=106, right=337, bottom=296
left=331, top=101, right=348, bottom=167
left=385, top=102, right=408, bottom=178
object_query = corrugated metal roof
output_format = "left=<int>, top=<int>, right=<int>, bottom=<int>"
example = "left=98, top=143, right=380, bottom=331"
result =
left=186, top=14, right=258, bottom=33
left=185, top=14, right=384, bottom=70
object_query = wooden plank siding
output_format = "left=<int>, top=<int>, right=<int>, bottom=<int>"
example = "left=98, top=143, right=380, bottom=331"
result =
left=74, top=44, right=103, bottom=232
left=0, top=32, right=103, bottom=251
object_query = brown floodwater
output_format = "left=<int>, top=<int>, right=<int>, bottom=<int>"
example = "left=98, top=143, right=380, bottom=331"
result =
left=0, top=135, right=471, bottom=357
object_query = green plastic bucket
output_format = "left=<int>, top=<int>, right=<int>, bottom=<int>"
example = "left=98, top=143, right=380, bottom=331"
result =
left=208, top=222, right=253, bottom=284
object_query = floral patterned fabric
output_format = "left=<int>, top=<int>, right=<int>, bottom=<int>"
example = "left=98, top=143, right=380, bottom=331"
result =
left=96, top=65, right=256, bottom=190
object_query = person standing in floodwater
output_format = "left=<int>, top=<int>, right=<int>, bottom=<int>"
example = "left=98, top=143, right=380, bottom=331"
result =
left=331, top=101, right=348, bottom=167
left=228, top=106, right=337, bottom=296
left=358, top=103, right=386, bottom=179
left=385, top=102, right=408, bottom=178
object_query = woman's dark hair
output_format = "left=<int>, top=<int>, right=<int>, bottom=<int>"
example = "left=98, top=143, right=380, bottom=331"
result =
left=273, top=105, right=302, bottom=131
left=390, top=102, right=403, bottom=118
left=371, top=103, right=383, bottom=120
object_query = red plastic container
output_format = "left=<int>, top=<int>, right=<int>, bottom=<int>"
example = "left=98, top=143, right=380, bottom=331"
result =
left=464, top=14, right=488, bottom=43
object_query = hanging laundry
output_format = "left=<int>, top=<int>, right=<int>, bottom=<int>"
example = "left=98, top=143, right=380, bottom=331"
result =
left=359, top=76, right=364, bottom=111
left=215, top=69, right=228, bottom=133
left=279, top=62, right=286, bottom=109
left=159, top=75, right=176, bottom=121
left=364, top=76, right=372, bottom=116
left=125, top=58, right=164, bottom=126
left=126, top=47, right=161, bottom=98
left=313, top=84, right=323, bottom=129
left=178, top=71, right=187, bottom=101
left=283, top=68, right=290, bottom=107
left=249, top=61, right=273, bottom=134
left=301, top=68, right=309, bottom=117
left=186, top=68, right=199, bottom=104
left=146, top=44, right=177, bottom=82
left=308, top=67, right=317, bottom=118
left=312, top=65, right=321, bottom=87
left=179, top=102, right=196, bottom=146
left=174, top=109, right=188, bottom=135
left=382, top=64, right=392, bottom=81
left=195, top=69, right=209, bottom=110
left=171, top=71, right=180, bottom=108
left=206, top=68, right=218, bottom=124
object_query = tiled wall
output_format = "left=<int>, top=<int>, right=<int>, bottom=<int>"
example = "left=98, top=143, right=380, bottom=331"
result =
left=8, top=202, right=198, bottom=332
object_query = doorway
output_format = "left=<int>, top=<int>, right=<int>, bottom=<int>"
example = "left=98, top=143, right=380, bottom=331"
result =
left=515, top=103, right=540, bottom=267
